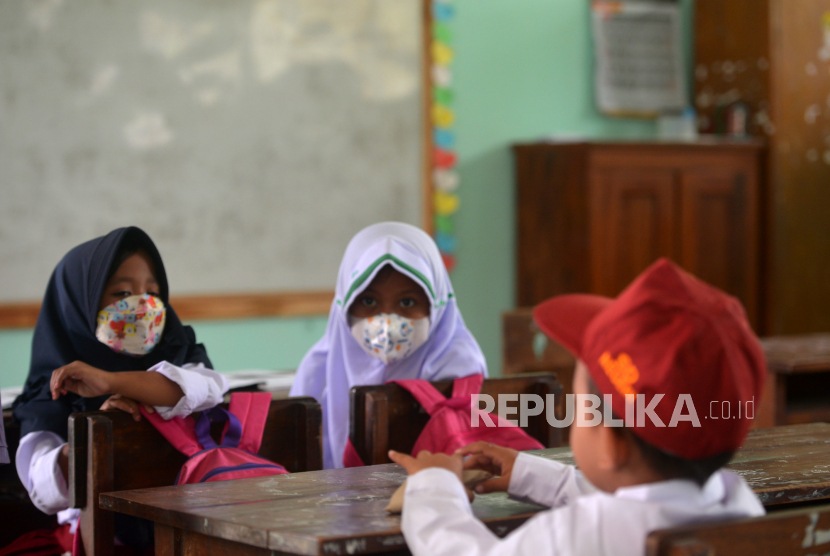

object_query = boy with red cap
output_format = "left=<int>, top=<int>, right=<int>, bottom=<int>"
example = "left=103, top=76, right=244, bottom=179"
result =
left=390, top=259, right=766, bottom=556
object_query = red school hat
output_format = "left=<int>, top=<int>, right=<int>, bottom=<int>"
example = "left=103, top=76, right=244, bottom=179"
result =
left=533, top=258, right=766, bottom=459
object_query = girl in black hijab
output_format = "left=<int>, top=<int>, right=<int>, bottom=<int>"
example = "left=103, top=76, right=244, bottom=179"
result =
left=11, top=227, right=227, bottom=546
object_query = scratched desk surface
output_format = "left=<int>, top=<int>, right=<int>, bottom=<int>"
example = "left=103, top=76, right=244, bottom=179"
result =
left=727, top=423, right=830, bottom=506
left=101, top=464, right=544, bottom=556
left=530, top=423, right=830, bottom=507
left=101, top=423, right=830, bottom=555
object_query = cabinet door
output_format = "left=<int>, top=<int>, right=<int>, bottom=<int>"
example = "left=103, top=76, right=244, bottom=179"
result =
left=590, top=166, right=676, bottom=296
left=679, top=166, right=759, bottom=328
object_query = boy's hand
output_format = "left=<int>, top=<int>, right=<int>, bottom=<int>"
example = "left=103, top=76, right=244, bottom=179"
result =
left=456, top=442, right=519, bottom=493
left=388, top=450, right=475, bottom=502
left=51, top=361, right=113, bottom=400
left=100, top=394, right=155, bottom=421
left=389, top=449, right=464, bottom=480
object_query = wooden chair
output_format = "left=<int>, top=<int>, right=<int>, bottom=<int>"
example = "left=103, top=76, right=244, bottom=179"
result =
left=502, top=309, right=575, bottom=376
left=349, top=373, right=563, bottom=466
left=67, top=396, right=322, bottom=556
left=503, top=309, right=576, bottom=442
left=646, top=503, right=830, bottom=555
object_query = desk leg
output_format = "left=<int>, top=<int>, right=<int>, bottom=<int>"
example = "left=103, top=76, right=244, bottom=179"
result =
left=754, top=372, right=780, bottom=428
left=155, top=524, right=180, bottom=556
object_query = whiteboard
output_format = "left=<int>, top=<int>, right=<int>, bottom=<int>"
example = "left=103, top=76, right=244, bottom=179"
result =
left=0, top=0, right=423, bottom=302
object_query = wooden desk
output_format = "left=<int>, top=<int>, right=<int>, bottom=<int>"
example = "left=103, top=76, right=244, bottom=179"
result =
left=102, top=423, right=830, bottom=555
left=529, top=423, right=830, bottom=508
left=728, top=423, right=830, bottom=506
left=757, top=333, right=830, bottom=427
left=101, top=465, right=545, bottom=556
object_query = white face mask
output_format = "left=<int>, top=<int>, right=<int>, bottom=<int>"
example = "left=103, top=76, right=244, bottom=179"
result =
left=350, top=313, right=430, bottom=364
left=96, top=294, right=166, bottom=356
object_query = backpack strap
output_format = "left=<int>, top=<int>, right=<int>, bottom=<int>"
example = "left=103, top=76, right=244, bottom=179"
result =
left=451, top=374, right=484, bottom=398
left=139, top=406, right=203, bottom=457
left=391, top=379, right=448, bottom=415
left=194, top=407, right=243, bottom=450
left=227, top=392, right=272, bottom=454
left=393, top=374, right=485, bottom=415
left=342, top=437, right=366, bottom=468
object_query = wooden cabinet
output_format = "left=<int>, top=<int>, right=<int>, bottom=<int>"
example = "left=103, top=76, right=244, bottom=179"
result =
left=514, top=140, right=766, bottom=331
left=695, top=0, right=830, bottom=335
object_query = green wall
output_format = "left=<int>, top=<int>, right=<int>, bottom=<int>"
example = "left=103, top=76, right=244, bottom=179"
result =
left=449, top=0, right=659, bottom=378
left=1, top=329, right=35, bottom=388
left=0, top=0, right=692, bottom=389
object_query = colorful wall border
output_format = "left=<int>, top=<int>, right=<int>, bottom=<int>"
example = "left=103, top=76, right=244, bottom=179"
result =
left=428, top=0, right=459, bottom=273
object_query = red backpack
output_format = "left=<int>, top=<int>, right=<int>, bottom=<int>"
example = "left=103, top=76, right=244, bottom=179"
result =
left=343, top=374, right=544, bottom=467
left=140, top=392, right=288, bottom=484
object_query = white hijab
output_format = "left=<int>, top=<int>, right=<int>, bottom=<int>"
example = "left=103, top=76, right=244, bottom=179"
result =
left=289, top=222, right=487, bottom=468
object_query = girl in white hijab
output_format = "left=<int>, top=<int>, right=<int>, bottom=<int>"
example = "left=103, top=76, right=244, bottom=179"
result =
left=289, top=222, right=487, bottom=469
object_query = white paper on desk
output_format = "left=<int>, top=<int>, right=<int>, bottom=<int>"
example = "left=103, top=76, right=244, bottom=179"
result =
left=223, top=370, right=295, bottom=392
left=592, top=0, right=687, bottom=116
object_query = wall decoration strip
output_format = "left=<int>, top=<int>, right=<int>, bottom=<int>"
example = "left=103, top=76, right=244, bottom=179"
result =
left=430, top=0, right=459, bottom=273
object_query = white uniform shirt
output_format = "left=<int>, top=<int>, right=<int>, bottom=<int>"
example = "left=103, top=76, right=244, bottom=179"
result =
left=402, top=452, right=765, bottom=556
left=15, top=362, right=229, bottom=528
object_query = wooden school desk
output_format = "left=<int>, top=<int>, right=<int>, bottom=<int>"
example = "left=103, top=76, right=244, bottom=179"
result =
left=532, top=423, right=830, bottom=508
left=101, top=423, right=830, bottom=556
left=756, top=333, right=830, bottom=427
left=102, top=464, right=544, bottom=556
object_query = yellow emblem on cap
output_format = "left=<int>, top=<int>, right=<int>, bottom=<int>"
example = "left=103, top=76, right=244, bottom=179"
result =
left=599, top=352, right=640, bottom=395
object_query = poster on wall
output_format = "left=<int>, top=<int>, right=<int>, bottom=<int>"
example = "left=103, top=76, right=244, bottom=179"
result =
left=591, top=0, right=687, bottom=116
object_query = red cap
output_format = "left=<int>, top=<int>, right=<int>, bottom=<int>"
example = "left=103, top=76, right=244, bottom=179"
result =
left=533, top=258, right=766, bottom=459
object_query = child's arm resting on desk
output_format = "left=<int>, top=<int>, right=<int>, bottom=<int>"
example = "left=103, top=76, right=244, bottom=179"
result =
left=20, top=362, right=228, bottom=517
left=458, top=442, right=595, bottom=509
left=50, top=361, right=228, bottom=420
left=50, top=361, right=184, bottom=405
left=143, top=362, right=228, bottom=419
left=390, top=449, right=579, bottom=556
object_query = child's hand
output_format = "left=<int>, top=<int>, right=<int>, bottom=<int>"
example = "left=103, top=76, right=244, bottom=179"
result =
left=456, top=442, right=519, bottom=494
left=50, top=361, right=113, bottom=399
left=389, top=449, right=464, bottom=480
left=100, top=394, right=155, bottom=421
left=388, top=450, right=475, bottom=502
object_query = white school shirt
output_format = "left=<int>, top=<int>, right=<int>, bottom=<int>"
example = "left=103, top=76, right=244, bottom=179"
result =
left=402, top=452, right=765, bottom=556
left=16, top=362, right=229, bottom=529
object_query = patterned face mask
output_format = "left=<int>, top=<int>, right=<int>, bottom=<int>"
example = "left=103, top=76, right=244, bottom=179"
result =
left=350, top=313, right=430, bottom=365
left=95, top=294, right=166, bottom=356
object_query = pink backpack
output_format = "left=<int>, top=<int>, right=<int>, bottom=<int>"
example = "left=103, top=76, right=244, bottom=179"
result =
left=343, top=374, right=544, bottom=467
left=140, top=392, right=288, bottom=484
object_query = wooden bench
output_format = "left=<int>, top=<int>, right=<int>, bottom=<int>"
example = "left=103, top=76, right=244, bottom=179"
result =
left=68, top=396, right=322, bottom=556
left=647, top=503, right=830, bottom=555
left=349, top=374, right=563, bottom=466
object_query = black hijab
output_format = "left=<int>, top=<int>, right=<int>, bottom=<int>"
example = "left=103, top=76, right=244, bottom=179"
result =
left=13, top=227, right=212, bottom=438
